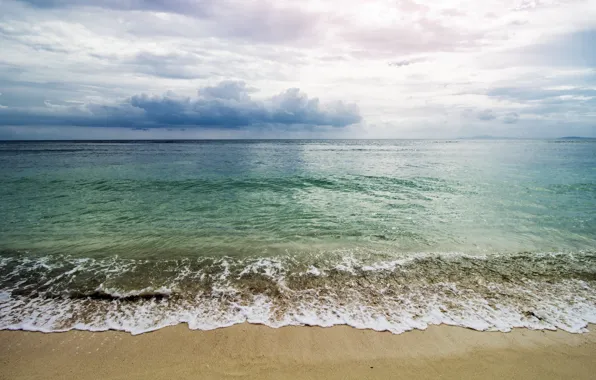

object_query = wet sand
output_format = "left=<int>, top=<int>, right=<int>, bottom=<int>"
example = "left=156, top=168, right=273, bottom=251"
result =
left=1, top=324, right=595, bottom=380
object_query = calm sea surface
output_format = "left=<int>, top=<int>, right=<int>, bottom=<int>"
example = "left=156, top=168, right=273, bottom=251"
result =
left=1, top=140, right=595, bottom=334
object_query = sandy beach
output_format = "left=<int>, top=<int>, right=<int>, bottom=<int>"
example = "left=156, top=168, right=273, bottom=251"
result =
left=2, top=324, right=595, bottom=380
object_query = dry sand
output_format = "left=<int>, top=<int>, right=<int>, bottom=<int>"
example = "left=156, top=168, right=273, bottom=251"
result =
left=1, top=324, right=596, bottom=380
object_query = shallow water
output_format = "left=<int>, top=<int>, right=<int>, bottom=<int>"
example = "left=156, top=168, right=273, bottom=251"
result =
left=1, top=139, right=595, bottom=334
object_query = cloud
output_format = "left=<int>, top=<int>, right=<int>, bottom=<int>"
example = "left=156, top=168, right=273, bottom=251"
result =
left=340, top=19, right=483, bottom=56
left=511, top=0, right=580, bottom=12
left=440, top=8, right=465, bottom=17
left=477, top=109, right=496, bottom=121
left=486, top=81, right=596, bottom=124
left=503, top=112, right=520, bottom=124
left=388, top=57, right=426, bottom=67
left=129, top=52, right=207, bottom=80
left=482, top=29, right=596, bottom=71
left=523, top=30, right=596, bottom=67
left=3, top=0, right=596, bottom=139
left=0, top=81, right=362, bottom=128
left=487, top=86, right=596, bottom=101
left=199, top=81, right=257, bottom=101
left=18, top=0, right=217, bottom=16
left=15, top=0, right=492, bottom=54
left=16, top=0, right=321, bottom=44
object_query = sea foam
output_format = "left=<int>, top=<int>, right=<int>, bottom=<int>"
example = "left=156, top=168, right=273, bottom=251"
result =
left=0, top=251, right=595, bottom=335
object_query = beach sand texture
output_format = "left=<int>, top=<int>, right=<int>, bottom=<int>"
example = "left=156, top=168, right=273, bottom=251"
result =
left=2, top=324, right=596, bottom=380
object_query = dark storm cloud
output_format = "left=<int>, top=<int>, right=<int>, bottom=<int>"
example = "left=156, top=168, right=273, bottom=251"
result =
left=0, top=81, right=362, bottom=128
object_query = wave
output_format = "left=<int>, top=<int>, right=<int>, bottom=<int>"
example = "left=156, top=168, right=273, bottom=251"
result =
left=5, top=175, right=464, bottom=197
left=1, top=250, right=595, bottom=335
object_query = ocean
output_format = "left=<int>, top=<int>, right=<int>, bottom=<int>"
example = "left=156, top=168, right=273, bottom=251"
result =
left=0, top=139, right=595, bottom=334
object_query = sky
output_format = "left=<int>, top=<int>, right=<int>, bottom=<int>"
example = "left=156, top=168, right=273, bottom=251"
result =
left=0, top=0, right=595, bottom=139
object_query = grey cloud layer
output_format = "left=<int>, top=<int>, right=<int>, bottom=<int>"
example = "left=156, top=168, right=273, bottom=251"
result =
left=20, top=0, right=210, bottom=14
left=0, top=81, right=362, bottom=128
left=487, top=84, right=596, bottom=119
left=16, top=0, right=320, bottom=44
left=3, top=0, right=596, bottom=139
left=15, top=0, right=483, bottom=53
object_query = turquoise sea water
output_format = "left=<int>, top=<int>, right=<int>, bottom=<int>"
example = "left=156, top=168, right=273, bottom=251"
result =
left=0, top=139, right=595, bottom=334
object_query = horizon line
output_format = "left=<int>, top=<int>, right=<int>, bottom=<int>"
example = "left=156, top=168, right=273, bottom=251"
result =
left=1, top=137, right=594, bottom=142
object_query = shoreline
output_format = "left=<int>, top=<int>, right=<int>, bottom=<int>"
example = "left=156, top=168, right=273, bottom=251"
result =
left=2, top=324, right=596, bottom=379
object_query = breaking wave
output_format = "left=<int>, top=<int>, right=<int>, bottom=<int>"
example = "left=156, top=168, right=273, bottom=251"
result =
left=1, top=249, right=595, bottom=335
